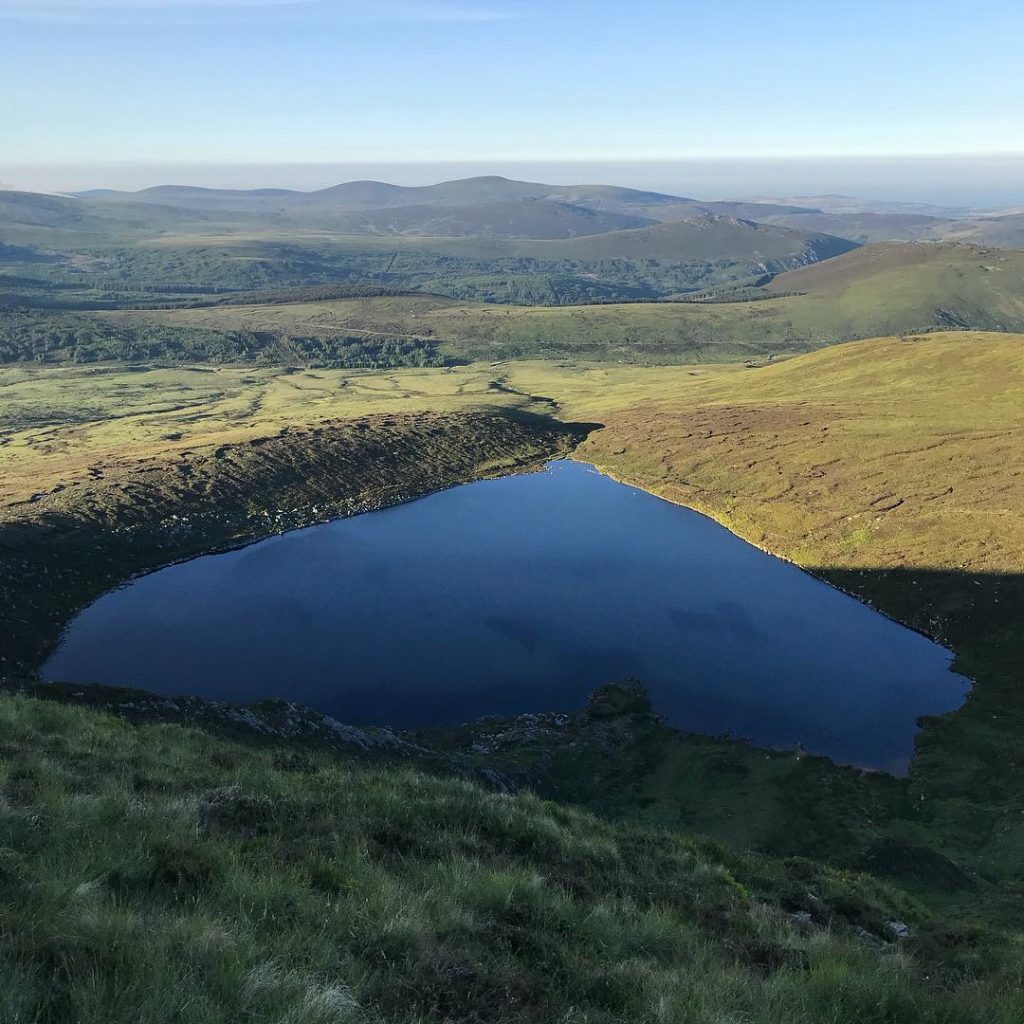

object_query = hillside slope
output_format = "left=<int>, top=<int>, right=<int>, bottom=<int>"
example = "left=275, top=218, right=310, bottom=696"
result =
left=934, top=212, right=1024, bottom=249
left=763, top=241, right=1024, bottom=331
left=4, top=689, right=1017, bottom=1024
left=317, top=198, right=657, bottom=238
left=514, top=214, right=855, bottom=263
left=0, top=200, right=860, bottom=311
left=14, top=177, right=844, bottom=243
left=759, top=211, right=952, bottom=244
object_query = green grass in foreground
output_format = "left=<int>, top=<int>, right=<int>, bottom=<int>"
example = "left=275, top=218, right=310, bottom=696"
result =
left=2, top=694, right=1022, bottom=1024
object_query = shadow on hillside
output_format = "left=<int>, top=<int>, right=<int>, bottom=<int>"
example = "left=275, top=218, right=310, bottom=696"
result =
left=0, top=406, right=598, bottom=673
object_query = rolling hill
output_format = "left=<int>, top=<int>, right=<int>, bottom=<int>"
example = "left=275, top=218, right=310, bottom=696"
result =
left=75, top=175, right=688, bottom=212
left=516, top=215, right=854, bottom=263
left=305, top=198, right=657, bottom=238
left=0, top=188, right=270, bottom=246
left=757, top=211, right=953, bottom=244
left=76, top=175, right=555, bottom=211
left=306, top=174, right=555, bottom=209
left=0, top=190, right=131, bottom=244
left=11, top=175, right=1023, bottom=316
left=761, top=241, right=1024, bottom=329
left=740, top=194, right=973, bottom=218
left=934, top=212, right=1024, bottom=249
left=11, top=177, right=1018, bottom=254
left=754, top=210, right=1024, bottom=248
left=731, top=196, right=1024, bottom=249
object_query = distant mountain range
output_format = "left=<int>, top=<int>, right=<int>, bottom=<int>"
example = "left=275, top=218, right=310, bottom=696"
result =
left=60, top=176, right=826, bottom=239
left=0, top=176, right=1000, bottom=251
left=0, top=177, right=859, bottom=299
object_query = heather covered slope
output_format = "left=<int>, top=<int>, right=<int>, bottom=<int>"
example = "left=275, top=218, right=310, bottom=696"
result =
left=551, top=332, right=1024, bottom=891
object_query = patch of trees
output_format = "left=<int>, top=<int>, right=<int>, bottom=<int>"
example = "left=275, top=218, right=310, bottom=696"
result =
left=205, top=282, right=417, bottom=307
left=0, top=311, right=447, bottom=369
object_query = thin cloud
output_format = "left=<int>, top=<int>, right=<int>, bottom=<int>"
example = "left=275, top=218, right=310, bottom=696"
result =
left=0, top=0, right=308, bottom=9
left=0, top=0, right=514, bottom=23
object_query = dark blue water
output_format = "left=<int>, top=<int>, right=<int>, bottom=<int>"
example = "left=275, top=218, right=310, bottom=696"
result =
left=43, top=461, right=969, bottom=772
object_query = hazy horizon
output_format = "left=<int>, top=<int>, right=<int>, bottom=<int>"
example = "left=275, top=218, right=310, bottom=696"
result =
left=4, top=154, right=1024, bottom=210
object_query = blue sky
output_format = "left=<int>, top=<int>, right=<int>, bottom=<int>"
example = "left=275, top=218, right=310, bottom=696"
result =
left=3, top=0, right=1023, bottom=172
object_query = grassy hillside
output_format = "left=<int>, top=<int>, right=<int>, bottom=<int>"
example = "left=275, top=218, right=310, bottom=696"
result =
left=542, top=333, right=1024, bottom=885
left=759, top=241, right=1024, bottom=330
left=138, top=214, right=851, bottom=274
left=6, top=691, right=1019, bottom=1024
left=0, top=191, right=100, bottom=231
left=0, top=191, right=135, bottom=248
left=559, top=332, right=1024, bottom=578
left=86, top=241, right=1024, bottom=364
left=0, top=363, right=554, bottom=510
